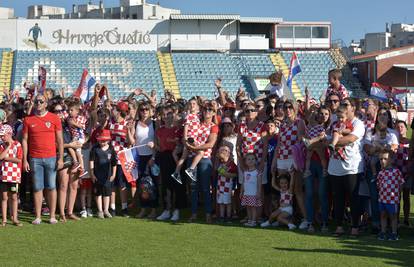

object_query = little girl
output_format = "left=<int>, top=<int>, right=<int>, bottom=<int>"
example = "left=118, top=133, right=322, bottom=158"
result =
left=302, top=109, right=327, bottom=177
left=260, top=173, right=296, bottom=230
left=240, top=153, right=262, bottom=227
left=328, top=106, right=353, bottom=160
left=172, top=97, right=204, bottom=182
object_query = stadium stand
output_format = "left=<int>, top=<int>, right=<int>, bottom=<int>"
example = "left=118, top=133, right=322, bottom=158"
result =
left=0, top=49, right=14, bottom=101
left=12, top=50, right=164, bottom=100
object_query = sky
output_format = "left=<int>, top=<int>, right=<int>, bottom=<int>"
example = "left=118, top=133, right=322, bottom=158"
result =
left=1, top=0, right=413, bottom=44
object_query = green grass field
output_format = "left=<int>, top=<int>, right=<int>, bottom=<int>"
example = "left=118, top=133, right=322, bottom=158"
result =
left=0, top=199, right=413, bottom=267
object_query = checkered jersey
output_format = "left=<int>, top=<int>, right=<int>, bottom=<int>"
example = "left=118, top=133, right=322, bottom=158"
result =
left=364, top=118, right=376, bottom=133
left=185, top=113, right=200, bottom=142
left=68, top=115, right=87, bottom=141
left=239, top=120, right=266, bottom=160
left=306, top=124, right=325, bottom=139
left=0, top=141, right=22, bottom=183
left=325, top=84, right=349, bottom=100
left=195, top=122, right=217, bottom=158
left=394, top=140, right=410, bottom=177
left=109, top=119, right=130, bottom=164
left=280, top=190, right=293, bottom=206
left=377, top=168, right=404, bottom=204
left=277, top=120, right=299, bottom=160
left=217, top=161, right=237, bottom=194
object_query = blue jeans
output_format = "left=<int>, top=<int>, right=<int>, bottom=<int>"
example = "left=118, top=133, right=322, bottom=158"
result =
left=30, top=157, right=57, bottom=192
left=305, top=160, right=328, bottom=224
left=190, top=158, right=212, bottom=215
left=366, top=166, right=380, bottom=227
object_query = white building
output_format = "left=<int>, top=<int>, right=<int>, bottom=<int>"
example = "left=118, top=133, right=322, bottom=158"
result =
left=28, top=5, right=66, bottom=19
left=33, top=0, right=180, bottom=20
left=0, top=7, right=14, bottom=19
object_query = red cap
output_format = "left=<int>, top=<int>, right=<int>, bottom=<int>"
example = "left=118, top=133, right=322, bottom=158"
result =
left=116, top=101, right=129, bottom=112
left=96, top=129, right=111, bottom=141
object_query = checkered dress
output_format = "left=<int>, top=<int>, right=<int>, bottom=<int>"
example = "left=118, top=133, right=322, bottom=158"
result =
left=306, top=124, right=325, bottom=139
left=394, top=140, right=410, bottom=177
left=217, top=161, right=236, bottom=197
left=239, top=120, right=266, bottom=160
left=377, top=168, right=404, bottom=204
left=109, top=119, right=130, bottom=164
left=280, top=190, right=293, bottom=206
left=325, top=84, right=349, bottom=100
left=68, top=115, right=87, bottom=141
left=277, top=120, right=299, bottom=160
left=0, top=141, right=22, bottom=183
left=364, top=118, right=376, bottom=133
left=185, top=113, right=201, bottom=143
left=195, top=122, right=216, bottom=158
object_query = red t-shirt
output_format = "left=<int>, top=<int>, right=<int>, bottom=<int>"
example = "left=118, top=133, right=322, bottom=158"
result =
left=156, top=126, right=179, bottom=152
left=23, top=112, right=62, bottom=158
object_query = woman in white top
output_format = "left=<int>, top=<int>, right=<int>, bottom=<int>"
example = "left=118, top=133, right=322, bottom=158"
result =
left=328, top=98, right=365, bottom=237
left=127, top=101, right=157, bottom=219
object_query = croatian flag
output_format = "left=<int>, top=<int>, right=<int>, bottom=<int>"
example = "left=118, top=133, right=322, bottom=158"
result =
left=73, top=69, right=96, bottom=102
left=118, top=146, right=140, bottom=183
left=370, top=82, right=408, bottom=104
left=287, top=52, right=302, bottom=89
left=37, top=66, right=47, bottom=95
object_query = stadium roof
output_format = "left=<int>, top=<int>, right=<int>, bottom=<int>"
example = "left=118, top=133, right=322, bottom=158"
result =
left=170, top=14, right=240, bottom=20
left=240, top=17, right=283, bottom=23
left=352, top=45, right=414, bottom=62
left=394, top=64, right=414, bottom=71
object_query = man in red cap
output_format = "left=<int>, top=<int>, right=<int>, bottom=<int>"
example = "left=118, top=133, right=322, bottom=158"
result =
left=108, top=101, right=131, bottom=217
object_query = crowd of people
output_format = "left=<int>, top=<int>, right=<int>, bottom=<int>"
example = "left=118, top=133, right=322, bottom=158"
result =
left=0, top=68, right=412, bottom=241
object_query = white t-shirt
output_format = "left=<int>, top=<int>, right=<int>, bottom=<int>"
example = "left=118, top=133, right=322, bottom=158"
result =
left=243, top=169, right=259, bottom=196
left=135, top=121, right=155, bottom=156
left=364, top=128, right=399, bottom=147
left=328, top=117, right=365, bottom=176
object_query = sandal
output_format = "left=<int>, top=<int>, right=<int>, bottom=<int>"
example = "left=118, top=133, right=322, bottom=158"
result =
left=1, top=221, right=7, bottom=227
left=12, top=221, right=23, bottom=227
left=59, top=215, right=67, bottom=223
left=32, top=218, right=42, bottom=225
left=333, top=227, right=345, bottom=237
left=350, top=228, right=359, bottom=237
left=68, top=214, right=81, bottom=221
left=49, top=218, right=58, bottom=224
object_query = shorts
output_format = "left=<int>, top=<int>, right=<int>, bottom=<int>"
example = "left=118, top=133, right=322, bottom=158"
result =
left=80, top=178, right=93, bottom=189
left=94, top=182, right=112, bottom=197
left=217, top=191, right=231, bottom=205
left=0, top=182, right=19, bottom=193
left=279, top=205, right=293, bottom=215
left=30, top=157, right=57, bottom=191
left=378, top=202, right=398, bottom=215
left=113, top=164, right=128, bottom=189
left=277, top=158, right=294, bottom=172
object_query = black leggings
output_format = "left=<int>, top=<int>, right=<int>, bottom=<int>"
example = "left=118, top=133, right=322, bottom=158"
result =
left=330, top=174, right=361, bottom=228
left=158, top=151, right=186, bottom=210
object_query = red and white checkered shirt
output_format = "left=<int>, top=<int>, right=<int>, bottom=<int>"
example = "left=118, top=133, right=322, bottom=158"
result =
left=195, top=122, right=218, bottom=158
left=217, top=161, right=237, bottom=195
left=377, top=168, right=404, bottom=204
left=277, top=119, right=299, bottom=160
left=325, top=84, right=349, bottom=101
left=280, top=190, right=293, bottom=206
left=109, top=119, right=130, bottom=164
left=0, top=141, right=23, bottom=183
left=331, top=120, right=354, bottom=160
left=306, top=124, right=325, bottom=139
left=68, top=115, right=87, bottom=141
left=394, top=140, right=410, bottom=177
left=185, top=113, right=200, bottom=143
left=364, top=118, right=376, bottom=133
left=239, top=120, right=266, bottom=161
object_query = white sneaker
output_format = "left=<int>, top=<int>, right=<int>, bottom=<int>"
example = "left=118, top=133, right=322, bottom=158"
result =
left=80, top=209, right=87, bottom=218
left=87, top=208, right=93, bottom=217
left=170, top=209, right=180, bottom=221
left=156, top=210, right=171, bottom=221
left=288, top=223, right=297, bottom=230
left=260, top=220, right=271, bottom=228
left=299, top=220, right=310, bottom=230
left=244, top=221, right=257, bottom=227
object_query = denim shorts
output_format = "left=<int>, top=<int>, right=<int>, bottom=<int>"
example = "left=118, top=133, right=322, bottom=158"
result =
left=378, top=202, right=398, bottom=215
left=30, top=157, right=57, bottom=191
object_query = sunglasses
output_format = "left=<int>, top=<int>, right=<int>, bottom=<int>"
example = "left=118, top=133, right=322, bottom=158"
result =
left=275, top=104, right=284, bottom=109
left=340, top=102, right=351, bottom=107
left=54, top=109, right=64, bottom=113
left=245, top=109, right=257, bottom=113
left=140, top=108, right=149, bottom=112
left=283, top=105, right=294, bottom=110
left=327, top=99, right=339, bottom=104
left=34, top=100, right=45, bottom=105
left=204, top=108, right=214, bottom=112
